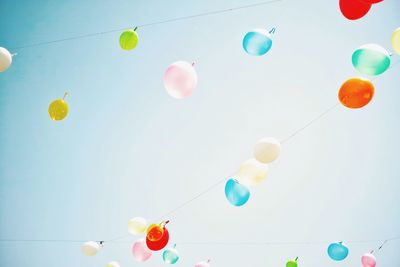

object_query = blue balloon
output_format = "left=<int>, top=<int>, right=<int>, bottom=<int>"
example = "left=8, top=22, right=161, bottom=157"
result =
left=225, top=179, right=250, bottom=207
left=327, top=242, right=349, bottom=261
left=242, top=28, right=274, bottom=56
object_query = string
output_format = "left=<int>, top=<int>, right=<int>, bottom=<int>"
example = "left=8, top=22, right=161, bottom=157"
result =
left=1, top=61, right=399, bottom=245
left=2, top=236, right=399, bottom=246
left=9, top=0, right=283, bottom=50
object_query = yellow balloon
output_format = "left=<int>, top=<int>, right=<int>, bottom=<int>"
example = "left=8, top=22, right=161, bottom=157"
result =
left=48, top=93, right=69, bottom=121
left=392, top=27, right=400, bottom=55
left=128, top=217, right=147, bottom=235
left=236, top=158, right=268, bottom=186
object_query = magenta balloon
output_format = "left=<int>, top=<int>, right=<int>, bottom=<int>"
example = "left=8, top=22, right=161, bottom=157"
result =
left=361, top=253, right=376, bottom=267
left=163, top=61, right=198, bottom=99
left=132, top=239, right=152, bottom=262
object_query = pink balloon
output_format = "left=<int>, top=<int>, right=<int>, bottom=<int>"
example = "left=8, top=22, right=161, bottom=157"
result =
left=361, top=253, right=376, bottom=267
left=164, top=61, right=198, bottom=99
left=132, top=239, right=152, bottom=262
left=195, top=260, right=210, bottom=267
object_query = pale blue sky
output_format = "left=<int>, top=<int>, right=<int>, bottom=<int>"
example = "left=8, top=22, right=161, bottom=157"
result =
left=0, top=0, right=399, bottom=266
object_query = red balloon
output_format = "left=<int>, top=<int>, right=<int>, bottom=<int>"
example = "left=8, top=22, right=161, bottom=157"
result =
left=146, top=228, right=169, bottom=251
left=359, top=0, right=383, bottom=3
left=339, top=0, right=372, bottom=20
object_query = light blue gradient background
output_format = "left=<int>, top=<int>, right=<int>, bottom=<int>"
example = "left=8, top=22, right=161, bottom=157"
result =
left=0, top=0, right=399, bottom=266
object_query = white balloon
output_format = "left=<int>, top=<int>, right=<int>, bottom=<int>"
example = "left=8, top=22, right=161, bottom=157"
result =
left=254, top=137, right=281, bottom=163
left=128, top=217, right=147, bottom=235
left=106, top=261, right=120, bottom=267
left=81, top=241, right=100, bottom=256
left=195, top=260, right=211, bottom=267
left=0, top=47, right=12, bottom=72
left=237, top=158, right=268, bottom=186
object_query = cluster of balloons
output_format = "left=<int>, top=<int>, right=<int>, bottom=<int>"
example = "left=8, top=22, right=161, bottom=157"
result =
left=339, top=0, right=384, bottom=20
left=243, top=28, right=275, bottom=56
left=127, top=217, right=179, bottom=264
left=225, top=137, right=281, bottom=206
left=338, top=26, right=400, bottom=109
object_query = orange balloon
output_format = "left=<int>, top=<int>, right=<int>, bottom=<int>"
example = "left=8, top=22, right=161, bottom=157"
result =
left=338, top=78, right=374, bottom=109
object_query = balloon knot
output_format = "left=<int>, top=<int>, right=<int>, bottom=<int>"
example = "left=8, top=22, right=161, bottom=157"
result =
left=63, top=92, right=69, bottom=100
left=269, top=27, right=276, bottom=34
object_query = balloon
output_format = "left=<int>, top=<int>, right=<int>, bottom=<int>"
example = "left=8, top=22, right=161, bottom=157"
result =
left=254, top=137, right=281, bottom=164
left=338, top=78, right=374, bottom=109
left=242, top=28, right=274, bottom=56
left=164, top=61, right=198, bottom=99
left=0, top=47, right=12, bottom=72
left=48, top=93, right=69, bottom=121
left=128, top=217, right=147, bottom=235
left=327, top=242, right=349, bottom=261
left=146, top=228, right=169, bottom=251
left=81, top=241, right=101, bottom=256
left=195, top=259, right=211, bottom=267
left=352, top=44, right=390, bottom=76
left=392, top=27, right=400, bottom=55
left=119, top=28, right=139, bottom=50
left=132, top=238, right=152, bottom=262
left=106, top=261, right=120, bottom=267
left=359, top=0, right=383, bottom=3
left=147, top=224, right=164, bottom=242
left=225, top=178, right=250, bottom=207
left=162, top=244, right=180, bottom=264
left=286, top=257, right=298, bottom=267
left=361, top=253, right=376, bottom=267
left=339, top=0, right=371, bottom=20
left=236, top=158, right=268, bottom=186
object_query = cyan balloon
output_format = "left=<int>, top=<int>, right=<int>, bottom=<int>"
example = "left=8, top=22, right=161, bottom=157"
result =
left=243, top=28, right=274, bottom=56
left=224, top=179, right=250, bottom=207
left=327, top=242, right=349, bottom=261
left=162, top=244, right=180, bottom=264
left=352, top=44, right=390, bottom=76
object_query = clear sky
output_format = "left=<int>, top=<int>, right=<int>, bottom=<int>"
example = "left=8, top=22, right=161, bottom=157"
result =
left=0, top=0, right=399, bottom=266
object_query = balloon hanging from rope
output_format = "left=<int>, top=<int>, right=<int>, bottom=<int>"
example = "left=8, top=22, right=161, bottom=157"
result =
left=352, top=44, right=390, bottom=76
left=225, top=178, right=250, bottom=207
left=242, top=28, right=275, bottom=56
left=327, top=242, right=349, bottom=261
left=48, top=92, right=69, bottom=121
left=338, top=78, right=374, bottom=109
left=164, top=61, right=198, bottom=99
left=120, top=27, right=139, bottom=50
left=132, top=238, right=152, bottom=262
left=0, top=47, right=13, bottom=72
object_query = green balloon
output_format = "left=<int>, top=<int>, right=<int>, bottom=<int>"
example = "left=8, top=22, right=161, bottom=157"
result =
left=352, top=44, right=390, bottom=76
left=119, top=29, right=139, bottom=50
left=286, top=257, right=298, bottom=267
